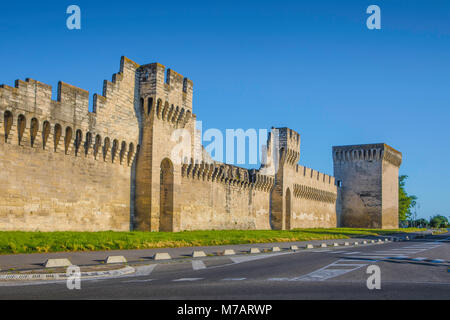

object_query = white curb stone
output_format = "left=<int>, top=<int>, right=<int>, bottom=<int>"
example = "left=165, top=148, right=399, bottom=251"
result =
left=344, top=242, right=350, bottom=246
left=290, top=245, right=299, bottom=251
left=333, top=243, right=339, bottom=247
left=320, top=243, right=327, bottom=248
left=105, top=256, right=127, bottom=264
left=306, top=244, right=314, bottom=249
left=44, top=258, right=72, bottom=268
left=192, top=251, right=207, bottom=258
left=363, top=241, right=367, bottom=244
left=223, top=249, right=236, bottom=256
left=354, top=242, right=359, bottom=246
left=153, top=253, right=171, bottom=260
left=271, top=247, right=281, bottom=252
left=249, top=248, right=260, bottom=254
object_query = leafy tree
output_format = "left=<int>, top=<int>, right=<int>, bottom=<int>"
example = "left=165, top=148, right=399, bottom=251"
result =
left=412, top=218, right=428, bottom=228
left=429, top=215, right=449, bottom=228
left=398, top=175, right=417, bottom=223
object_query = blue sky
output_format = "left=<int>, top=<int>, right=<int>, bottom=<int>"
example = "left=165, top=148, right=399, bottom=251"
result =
left=0, top=0, right=449, bottom=219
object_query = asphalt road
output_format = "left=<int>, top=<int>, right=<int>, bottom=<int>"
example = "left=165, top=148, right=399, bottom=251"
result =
left=0, top=233, right=449, bottom=300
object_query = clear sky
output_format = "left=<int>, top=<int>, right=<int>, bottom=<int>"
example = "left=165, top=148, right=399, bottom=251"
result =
left=0, top=0, right=449, bottom=220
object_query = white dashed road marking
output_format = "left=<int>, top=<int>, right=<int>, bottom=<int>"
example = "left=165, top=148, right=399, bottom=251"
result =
left=172, top=278, right=203, bottom=282
left=122, top=279, right=154, bottom=283
left=192, top=260, right=206, bottom=270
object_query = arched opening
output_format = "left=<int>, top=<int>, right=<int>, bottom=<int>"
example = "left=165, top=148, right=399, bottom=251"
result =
left=119, top=141, right=127, bottom=164
left=17, top=114, right=26, bottom=145
left=74, top=129, right=82, bottom=156
left=84, top=132, right=92, bottom=156
left=127, top=143, right=135, bottom=166
left=42, top=121, right=51, bottom=149
left=4, top=111, right=13, bottom=142
left=30, top=118, right=39, bottom=147
left=94, top=134, right=101, bottom=159
left=156, top=99, right=162, bottom=117
left=147, top=97, right=153, bottom=115
left=54, top=124, right=62, bottom=151
left=285, top=188, right=291, bottom=230
left=159, top=158, right=174, bottom=232
left=64, top=127, right=72, bottom=154
left=111, top=139, right=119, bottom=163
left=103, top=137, right=110, bottom=161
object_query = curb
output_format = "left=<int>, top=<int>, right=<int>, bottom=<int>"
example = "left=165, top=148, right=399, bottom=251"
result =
left=0, top=266, right=135, bottom=282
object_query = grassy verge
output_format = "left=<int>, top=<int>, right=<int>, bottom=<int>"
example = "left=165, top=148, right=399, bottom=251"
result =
left=0, top=227, right=426, bottom=255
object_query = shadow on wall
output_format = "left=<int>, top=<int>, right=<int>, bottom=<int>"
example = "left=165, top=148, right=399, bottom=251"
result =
left=129, top=69, right=144, bottom=230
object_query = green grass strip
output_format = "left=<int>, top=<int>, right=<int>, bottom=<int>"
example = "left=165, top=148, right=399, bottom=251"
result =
left=0, top=228, right=426, bottom=255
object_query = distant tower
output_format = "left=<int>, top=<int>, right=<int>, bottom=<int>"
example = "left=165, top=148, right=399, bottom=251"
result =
left=332, top=143, right=402, bottom=229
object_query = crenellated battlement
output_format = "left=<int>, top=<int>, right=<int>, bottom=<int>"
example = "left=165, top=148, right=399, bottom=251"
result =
left=332, top=143, right=402, bottom=167
left=181, top=160, right=274, bottom=192
left=293, top=184, right=337, bottom=203
left=0, top=56, right=395, bottom=232
left=0, top=56, right=141, bottom=167
left=138, top=62, right=194, bottom=113
left=265, top=127, right=300, bottom=166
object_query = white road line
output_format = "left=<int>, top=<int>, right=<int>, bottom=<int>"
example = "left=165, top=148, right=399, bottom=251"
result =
left=172, top=278, right=203, bottom=282
left=230, top=251, right=291, bottom=264
left=343, top=252, right=360, bottom=255
left=339, top=259, right=372, bottom=262
left=222, top=278, right=246, bottom=281
left=192, top=260, right=206, bottom=270
left=329, top=251, right=348, bottom=254
left=134, top=264, right=157, bottom=276
left=330, top=263, right=369, bottom=267
left=292, top=267, right=361, bottom=282
left=122, top=279, right=154, bottom=283
left=290, top=259, right=369, bottom=282
left=411, top=257, right=427, bottom=261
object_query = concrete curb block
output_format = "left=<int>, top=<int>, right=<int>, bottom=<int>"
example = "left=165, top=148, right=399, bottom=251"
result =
left=354, top=242, right=359, bottom=246
left=153, top=253, right=171, bottom=260
left=44, top=258, right=72, bottom=268
left=306, top=244, right=314, bottom=249
left=248, top=248, right=260, bottom=254
left=223, top=249, right=236, bottom=256
left=105, top=256, right=127, bottom=264
left=0, top=266, right=135, bottom=282
left=333, top=243, right=339, bottom=247
left=362, top=241, right=368, bottom=244
left=344, top=242, right=350, bottom=246
left=290, top=245, right=299, bottom=251
left=271, top=247, right=281, bottom=252
left=191, top=251, right=207, bottom=258
left=320, top=243, right=327, bottom=248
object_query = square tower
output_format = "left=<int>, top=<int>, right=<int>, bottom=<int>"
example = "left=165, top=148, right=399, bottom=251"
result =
left=333, top=143, right=402, bottom=229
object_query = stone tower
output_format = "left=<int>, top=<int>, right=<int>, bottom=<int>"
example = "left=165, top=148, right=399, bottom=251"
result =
left=268, top=127, right=301, bottom=230
left=332, top=143, right=402, bottom=229
left=134, top=63, right=195, bottom=232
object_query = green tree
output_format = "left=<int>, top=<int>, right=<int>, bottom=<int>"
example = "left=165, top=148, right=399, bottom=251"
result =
left=429, top=215, right=448, bottom=228
left=398, top=175, right=417, bottom=223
